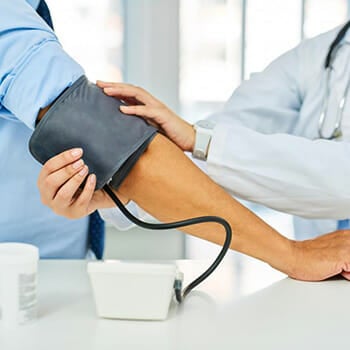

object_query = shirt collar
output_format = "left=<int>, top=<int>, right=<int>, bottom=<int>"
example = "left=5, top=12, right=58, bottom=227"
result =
left=26, top=0, right=41, bottom=10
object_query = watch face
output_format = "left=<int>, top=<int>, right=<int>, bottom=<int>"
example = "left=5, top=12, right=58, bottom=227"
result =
left=196, top=120, right=215, bottom=129
left=193, top=150, right=206, bottom=160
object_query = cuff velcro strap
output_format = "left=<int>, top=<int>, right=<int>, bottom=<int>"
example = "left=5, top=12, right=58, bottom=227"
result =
left=29, top=75, right=157, bottom=190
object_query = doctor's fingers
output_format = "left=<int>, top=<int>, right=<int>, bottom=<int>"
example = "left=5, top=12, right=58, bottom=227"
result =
left=100, top=82, right=159, bottom=106
left=119, top=105, right=164, bottom=126
left=52, top=168, right=95, bottom=217
left=39, top=148, right=84, bottom=183
left=96, top=82, right=140, bottom=106
left=38, top=159, right=86, bottom=203
left=65, top=174, right=97, bottom=218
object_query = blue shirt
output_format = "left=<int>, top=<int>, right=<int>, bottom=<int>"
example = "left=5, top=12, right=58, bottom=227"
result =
left=0, top=0, right=89, bottom=258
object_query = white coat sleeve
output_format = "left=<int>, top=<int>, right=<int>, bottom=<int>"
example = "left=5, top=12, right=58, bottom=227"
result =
left=206, top=41, right=350, bottom=219
left=207, top=45, right=303, bottom=134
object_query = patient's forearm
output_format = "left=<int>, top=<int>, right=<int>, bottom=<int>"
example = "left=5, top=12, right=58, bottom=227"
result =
left=118, top=134, right=294, bottom=275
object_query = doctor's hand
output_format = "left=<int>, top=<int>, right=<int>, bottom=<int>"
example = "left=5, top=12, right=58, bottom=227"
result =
left=291, top=230, right=350, bottom=281
left=37, top=149, right=129, bottom=219
left=97, top=81, right=196, bottom=152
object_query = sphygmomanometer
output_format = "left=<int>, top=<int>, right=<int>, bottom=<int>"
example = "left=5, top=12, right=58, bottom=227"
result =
left=29, top=75, right=232, bottom=303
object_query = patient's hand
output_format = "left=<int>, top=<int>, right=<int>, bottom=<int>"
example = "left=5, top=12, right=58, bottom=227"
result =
left=290, top=230, right=350, bottom=281
left=97, top=81, right=195, bottom=152
left=37, top=149, right=128, bottom=219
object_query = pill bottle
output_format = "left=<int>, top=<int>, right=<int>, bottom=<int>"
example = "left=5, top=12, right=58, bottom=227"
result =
left=0, top=243, right=39, bottom=327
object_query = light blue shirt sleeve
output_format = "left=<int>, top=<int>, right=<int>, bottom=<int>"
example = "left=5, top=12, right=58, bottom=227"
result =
left=0, top=0, right=84, bottom=129
left=0, top=0, right=89, bottom=258
left=26, top=0, right=40, bottom=9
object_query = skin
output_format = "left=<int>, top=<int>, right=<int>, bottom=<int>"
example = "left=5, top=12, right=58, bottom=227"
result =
left=36, top=84, right=350, bottom=282
left=95, top=81, right=196, bottom=152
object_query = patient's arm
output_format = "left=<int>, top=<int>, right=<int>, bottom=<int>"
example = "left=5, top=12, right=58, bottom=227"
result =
left=118, top=134, right=291, bottom=268
left=38, top=133, right=350, bottom=282
left=117, top=134, right=350, bottom=281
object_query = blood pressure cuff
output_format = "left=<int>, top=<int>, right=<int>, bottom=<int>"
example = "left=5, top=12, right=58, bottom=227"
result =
left=29, top=75, right=157, bottom=190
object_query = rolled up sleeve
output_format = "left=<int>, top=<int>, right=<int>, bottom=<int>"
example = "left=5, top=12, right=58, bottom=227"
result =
left=0, top=0, right=84, bottom=129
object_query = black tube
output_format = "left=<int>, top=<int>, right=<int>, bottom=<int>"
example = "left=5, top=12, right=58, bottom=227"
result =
left=103, top=184, right=232, bottom=302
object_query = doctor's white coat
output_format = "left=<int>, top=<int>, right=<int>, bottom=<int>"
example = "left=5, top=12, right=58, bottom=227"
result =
left=207, top=26, right=350, bottom=239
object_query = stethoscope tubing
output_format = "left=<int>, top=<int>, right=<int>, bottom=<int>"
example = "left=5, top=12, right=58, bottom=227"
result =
left=318, top=21, right=350, bottom=140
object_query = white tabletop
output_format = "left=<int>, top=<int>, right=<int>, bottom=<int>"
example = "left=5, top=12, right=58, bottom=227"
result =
left=1, top=258, right=350, bottom=349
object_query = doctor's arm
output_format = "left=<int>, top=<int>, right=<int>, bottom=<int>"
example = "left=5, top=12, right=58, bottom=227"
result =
left=97, top=36, right=350, bottom=220
left=196, top=37, right=350, bottom=220
left=95, top=41, right=303, bottom=150
left=95, top=42, right=302, bottom=149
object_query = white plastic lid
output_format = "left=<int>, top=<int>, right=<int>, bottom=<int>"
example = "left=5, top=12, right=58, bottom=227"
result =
left=88, top=260, right=177, bottom=275
left=0, top=243, right=39, bottom=265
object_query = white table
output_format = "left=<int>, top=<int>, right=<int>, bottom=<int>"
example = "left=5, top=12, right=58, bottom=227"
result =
left=1, top=258, right=350, bottom=349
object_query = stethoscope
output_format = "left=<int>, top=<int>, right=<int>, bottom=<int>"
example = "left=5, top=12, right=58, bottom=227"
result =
left=319, top=21, right=350, bottom=140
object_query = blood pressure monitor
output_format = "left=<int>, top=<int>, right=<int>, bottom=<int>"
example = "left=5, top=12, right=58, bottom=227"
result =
left=29, top=76, right=231, bottom=307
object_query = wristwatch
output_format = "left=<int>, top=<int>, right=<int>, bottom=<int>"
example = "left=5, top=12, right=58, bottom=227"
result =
left=192, top=120, right=215, bottom=161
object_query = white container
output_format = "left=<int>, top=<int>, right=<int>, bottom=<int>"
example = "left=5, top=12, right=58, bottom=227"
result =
left=0, top=243, right=39, bottom=327
left=88, top=261, right=178, bottom=320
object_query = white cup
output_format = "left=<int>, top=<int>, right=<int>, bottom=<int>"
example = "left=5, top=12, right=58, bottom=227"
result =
left=0, top=243, right=39, bottom=327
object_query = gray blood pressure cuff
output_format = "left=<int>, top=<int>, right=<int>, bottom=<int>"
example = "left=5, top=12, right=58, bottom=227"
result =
left=29, top=75, right=157, bottom=190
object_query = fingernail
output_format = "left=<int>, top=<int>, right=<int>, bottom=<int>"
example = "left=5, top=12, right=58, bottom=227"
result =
left=104, top=87, right=114, bottom=93
left=79, top=166, right=88, bottom=176
left=72, top=159, right=84, bottom=169
left=120, top=106, right=127, bottom=110
left=71, top=148, right=83, bottom=157
left=89, top=174, right=96, bottom=188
